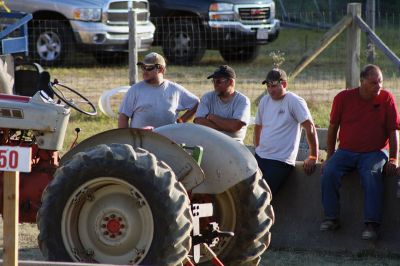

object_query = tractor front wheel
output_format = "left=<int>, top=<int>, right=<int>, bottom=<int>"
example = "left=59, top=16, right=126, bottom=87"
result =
left=37, top=144, right=192, bottom=265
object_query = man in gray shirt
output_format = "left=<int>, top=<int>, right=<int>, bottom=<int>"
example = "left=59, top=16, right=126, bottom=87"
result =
left=194, top=65, right=250, bottom=142
left=118, top=52, right=199, bottom=129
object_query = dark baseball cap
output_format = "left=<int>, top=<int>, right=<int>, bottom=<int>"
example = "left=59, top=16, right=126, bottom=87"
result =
left=262, top=68, right=287, bottom=84
left=207, top=65, right=236, bottom=79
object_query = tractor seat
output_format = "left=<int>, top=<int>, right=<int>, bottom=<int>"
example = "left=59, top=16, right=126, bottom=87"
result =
left=14, top=62, right=54, bottom=98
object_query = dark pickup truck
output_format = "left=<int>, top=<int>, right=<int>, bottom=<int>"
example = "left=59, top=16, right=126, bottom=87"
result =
left=150, top=0, right=280, bottom=65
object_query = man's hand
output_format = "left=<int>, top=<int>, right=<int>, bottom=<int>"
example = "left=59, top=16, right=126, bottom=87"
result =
left=141, top=126, right=154, bottom=131
left=303, top=156, right=317, bottom=175
left=386, top=159, right=398, bottom=177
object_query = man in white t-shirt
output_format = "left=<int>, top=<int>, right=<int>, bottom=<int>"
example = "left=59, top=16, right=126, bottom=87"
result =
left=254, top=68, right=319, bottom=195
left=118, top=52, right=199, bottom=129
left=194, top=65, right=250, bottom=142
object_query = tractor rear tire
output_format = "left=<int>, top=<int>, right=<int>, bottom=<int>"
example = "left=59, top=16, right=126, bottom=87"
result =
left=199, top=170, right=274, bottom=265
left=37, top=144, right=192, bottom=265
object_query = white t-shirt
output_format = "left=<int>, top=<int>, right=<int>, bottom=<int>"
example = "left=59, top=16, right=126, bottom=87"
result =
left=255, top=92, right=312, bottom=165
left=119, top=80, right=199, bottom=128
left=195, top=90, right=250, bottom=142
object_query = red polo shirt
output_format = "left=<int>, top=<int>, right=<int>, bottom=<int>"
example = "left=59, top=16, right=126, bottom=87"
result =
left=330, top=87, right=400, bottom=152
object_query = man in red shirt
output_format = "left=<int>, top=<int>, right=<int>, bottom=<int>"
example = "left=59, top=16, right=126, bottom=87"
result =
left=320, top=64, right=400, bottom=240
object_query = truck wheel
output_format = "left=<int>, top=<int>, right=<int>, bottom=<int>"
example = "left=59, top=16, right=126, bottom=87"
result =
left=30, top=20, right=74, bottom=66
left=162, top=18, right=205, bottom=65
left=197, top=170, right=274, bottom=265
left=37, top=144, right=192, bottom=265
left=93, top=51, right=128, bottom=65
left=219, top=46, right=261, bottom=63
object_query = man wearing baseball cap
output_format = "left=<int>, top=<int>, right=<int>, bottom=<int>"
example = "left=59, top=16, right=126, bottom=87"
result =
left=254, top=68, right=318, bottom=195
left=118, top=52, right=199, bottom=129
left=194, top=65, right=250, bottom=142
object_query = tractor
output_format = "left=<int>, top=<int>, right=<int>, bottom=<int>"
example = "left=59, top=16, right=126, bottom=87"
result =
left=0, top=75, right=274, bottom=265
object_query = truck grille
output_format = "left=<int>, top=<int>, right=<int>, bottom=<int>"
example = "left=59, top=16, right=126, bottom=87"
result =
left=238, top=7, right=270, bottom=22
left=109, top=1, right=147, bottom=10
left=106, top=0, right=149, bottom=25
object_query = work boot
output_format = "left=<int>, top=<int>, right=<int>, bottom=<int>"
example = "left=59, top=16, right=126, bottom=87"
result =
left=361, top=222, right=378, bottom=240
left=320, top=219, right=340, bottom=231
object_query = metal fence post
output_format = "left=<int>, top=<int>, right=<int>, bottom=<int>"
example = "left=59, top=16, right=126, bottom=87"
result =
left=129, top=8, right=138, bottom=85
left=346, top=3, right=361, bottom=88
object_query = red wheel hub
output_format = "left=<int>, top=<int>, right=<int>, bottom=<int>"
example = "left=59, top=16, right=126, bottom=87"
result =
left=106, top=219, right=121, bottom=234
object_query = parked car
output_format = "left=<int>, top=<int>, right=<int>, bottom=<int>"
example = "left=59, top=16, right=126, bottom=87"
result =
left=149, top=0, right=280, bottom=65
left=6, top=0, right=155, bottom=65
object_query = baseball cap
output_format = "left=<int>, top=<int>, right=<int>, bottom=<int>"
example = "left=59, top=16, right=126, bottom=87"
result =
left=207, top=65, right=236, bottom=79
left=262, top=68, right=287, bottom=84
left=137, top=52, right=166, bottom=67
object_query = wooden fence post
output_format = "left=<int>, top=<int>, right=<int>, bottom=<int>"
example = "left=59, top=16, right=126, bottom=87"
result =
left=366, top=0, right=376, bottom=63
left=3, top=171, right=19, bottom=266
left=129, top=8, right=138, bottom=85
left=346, top=3, right=361, bottom=88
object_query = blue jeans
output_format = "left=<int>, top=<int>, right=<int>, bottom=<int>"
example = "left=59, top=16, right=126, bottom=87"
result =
left=320, top=149, right=388, bottom=224
left=255, top=153, right=294, bottom=196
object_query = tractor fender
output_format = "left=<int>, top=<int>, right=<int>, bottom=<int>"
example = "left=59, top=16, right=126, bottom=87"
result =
left=60, top=128, right=205, bottom=191
left=155, top=123, right=258, bottom=194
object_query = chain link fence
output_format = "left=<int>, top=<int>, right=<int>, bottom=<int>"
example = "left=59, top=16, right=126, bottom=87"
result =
left=12, top=11, right=400, bottom=110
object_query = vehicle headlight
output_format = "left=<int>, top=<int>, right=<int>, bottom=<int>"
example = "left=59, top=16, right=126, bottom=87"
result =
left=209, top=3, right=234, bottom=21
left=73, top=8, right=102, bottom=21
left=209, top=3, right=234, bottom=12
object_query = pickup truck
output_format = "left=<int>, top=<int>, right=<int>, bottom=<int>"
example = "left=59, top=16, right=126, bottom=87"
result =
left=6, top=0, right=155, bottom=66
left=150, top=0, right=280, bottom=65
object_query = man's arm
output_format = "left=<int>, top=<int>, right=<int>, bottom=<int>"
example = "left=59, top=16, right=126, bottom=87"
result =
left=254, top=124, right=262, bottom=147
left=301, top=119, right=319, bottom=175
left=386, top=129, right=399, bottom=176
left=194, top=117, right=221, bottom=130
left=206, top=114, right=245, bottom=133
left=177, top=103, right=199, bottom=123
left=118, top=113, right=129, bottom=128
left=326, top=123, right=339, bottom=160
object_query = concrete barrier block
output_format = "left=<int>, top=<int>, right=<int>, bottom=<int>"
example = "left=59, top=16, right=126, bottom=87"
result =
left=270, top=163, right=400, bottom=254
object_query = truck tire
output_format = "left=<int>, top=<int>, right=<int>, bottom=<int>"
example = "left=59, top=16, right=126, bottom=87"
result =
left=162, top=18, right=206, bottom=65
left=93, top=51, right=129, bottom=65
left=219, top=45, right=261, bottom=63
left=37, top=144, right=192, bottom=265
left=30, top=20, right=74, bottom=66
left=198, top=170, right=274, bottom=265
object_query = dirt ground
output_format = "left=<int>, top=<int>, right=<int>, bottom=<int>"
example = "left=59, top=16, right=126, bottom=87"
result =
left=1, top=220, right=399, bottom=265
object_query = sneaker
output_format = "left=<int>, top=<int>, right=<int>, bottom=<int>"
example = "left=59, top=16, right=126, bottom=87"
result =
left=361, top=223, right=378, bottom=240
left=320, top=219, right=340, bottom=231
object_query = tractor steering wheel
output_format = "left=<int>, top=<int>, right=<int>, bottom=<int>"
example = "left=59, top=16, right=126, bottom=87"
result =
left=48, top=79, right=97, bottom=116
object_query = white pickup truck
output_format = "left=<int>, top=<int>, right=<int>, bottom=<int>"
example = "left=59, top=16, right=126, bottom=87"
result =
left=6, top=0, right=155, bottom=65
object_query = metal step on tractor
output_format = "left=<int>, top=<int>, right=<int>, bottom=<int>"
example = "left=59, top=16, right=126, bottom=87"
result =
left=0, top=79, right=274, bottom=265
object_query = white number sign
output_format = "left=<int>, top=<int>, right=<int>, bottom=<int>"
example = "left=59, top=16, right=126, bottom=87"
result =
left=0, top=146, right=32, bottom=173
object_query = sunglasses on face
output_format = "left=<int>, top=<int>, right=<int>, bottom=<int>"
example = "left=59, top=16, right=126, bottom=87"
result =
left=141, top=65, right=158, bottom=72
left=212, top=78, right=228, bottom=85
left=266, top=80, right=282, bottom=87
